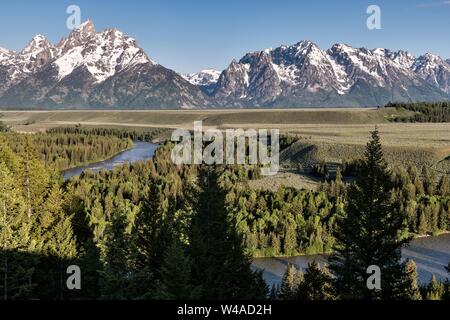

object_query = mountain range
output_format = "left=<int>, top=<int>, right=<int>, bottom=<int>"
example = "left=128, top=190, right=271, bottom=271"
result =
left=1, top=20, right=449, bottom=109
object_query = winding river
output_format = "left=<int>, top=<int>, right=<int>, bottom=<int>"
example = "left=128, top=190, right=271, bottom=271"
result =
left=61, top=141, right=450, bottom=286
left=62, top=141, right=159, bottom=180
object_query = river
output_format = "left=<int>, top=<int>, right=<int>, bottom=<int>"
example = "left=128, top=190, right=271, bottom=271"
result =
left=61, top=141, right=450, bottom=286
left=253, top=234, right=450, bottom=286
left=62, top=141, right=159, bottom=180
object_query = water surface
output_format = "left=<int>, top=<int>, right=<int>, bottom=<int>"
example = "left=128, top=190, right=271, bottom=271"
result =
left=62, top=141, right=159, bottom=180
left=253, top=234, right=450, bottom=286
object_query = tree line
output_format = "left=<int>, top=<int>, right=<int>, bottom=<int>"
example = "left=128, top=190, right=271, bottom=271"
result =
left=387, top=101, right=450, bottom=122
left=2, top=131, right=133, bottom=171
left=47, top=126, right=169, bottom=142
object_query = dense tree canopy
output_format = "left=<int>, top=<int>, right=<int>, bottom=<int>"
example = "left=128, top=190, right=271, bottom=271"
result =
left=0, top=128, right=448, bottom=300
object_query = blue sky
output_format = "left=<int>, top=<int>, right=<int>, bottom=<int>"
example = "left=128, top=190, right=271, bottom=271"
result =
left=1, top=0, right=449, bottom=73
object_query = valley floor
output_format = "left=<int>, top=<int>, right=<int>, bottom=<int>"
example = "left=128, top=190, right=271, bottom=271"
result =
left=3, top=108, right=450, bottom=183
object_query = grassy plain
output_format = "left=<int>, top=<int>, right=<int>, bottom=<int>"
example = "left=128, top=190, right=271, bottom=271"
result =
left=1, top=108, right=449, bottom=191
left=0, top=107, right=412, bottom=131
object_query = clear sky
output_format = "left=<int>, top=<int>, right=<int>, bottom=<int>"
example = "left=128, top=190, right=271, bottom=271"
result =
left=1, top=0, right=449, bottom=74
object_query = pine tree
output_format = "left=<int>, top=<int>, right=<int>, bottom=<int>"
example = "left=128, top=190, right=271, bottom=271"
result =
left=329, top=129, right=409, bottom=300
left=413, top=176, right=425, bottom=195
left=283, top=225, right=297, bottom=256
left=268, top=283, right=279, bottom=300
left=0, top=162, right=36, bottom=300
left=17, top=136, right=49, bottom=221
left=296, top=261, right=334, bottom=300
left=189, top=167, right=268, bottom=299
left=130, top=176, right=175, bottom=298
left=400, top=260, right=422, bottom=300
left=425, top=275, right=444, bottom=300
left=270, top=233, right=281, bottom=256
left=331, top=168, right=345, bottom=199
left=99, top=213, right=132, bottom=299
left=438, top=175, right=450, bottom=196
left=278, top=263, right=297, bottom=300
left=422, top=166, right=436, bottom=195
left=34, top=184, right=77, bottom=300
left=417, top=209, right=429, bottom=235
left=154, top=241, right=201, bottom=299
left=444, top=263, right=450, bottom=300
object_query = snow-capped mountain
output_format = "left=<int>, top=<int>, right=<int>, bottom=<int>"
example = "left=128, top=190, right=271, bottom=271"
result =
left=182, top=69, right=221, bottom=94
left=210, top=40, right=450, bottom=107
left=183, top=69, right=220, bottom=86
left=412, top=53, right=450, bottom=94
left=0, top=21, right=208, bottom=108
left=0, top=24, right=449, bottom=109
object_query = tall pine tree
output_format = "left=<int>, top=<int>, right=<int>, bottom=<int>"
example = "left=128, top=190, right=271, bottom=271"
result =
left=278, top=263, right=298, bottom=300
left=189, top=167, right=268, bottom=299
left=296, top=261, right=334, bottom=300
left=329, top=129, right=409, bottom=300
left=0, top=162, right=35, bottom=300
left=130, top=176, right=176, bottom=298
left=400, top=260, right=422, bottom=300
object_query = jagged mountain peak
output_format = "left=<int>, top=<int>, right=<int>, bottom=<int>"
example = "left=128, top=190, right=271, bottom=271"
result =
left=0, top=20, right=208, bottom=109
left=182, top=69, right=221, bottom=86
left=414, top=53, right=449, bottom=69
left=329, top=43, right=355, bottom=53
left=418, top=52, right=445, bottom=64
left=212, top=40, right=450, bottom=107
left=73, top=20, right=96, bottom=38
left=293, top=40, right=319, bottom=51
left=412, top=52, right=450, bottom=93
left=382, top=50, right=415, bottom=69
left=269, top=40, right=322, bottom=59
left=57, top=20, right=97, bottom=53
left=49, top=21, right=155, bottom=83
left=21, top=34, right=53, bottom=56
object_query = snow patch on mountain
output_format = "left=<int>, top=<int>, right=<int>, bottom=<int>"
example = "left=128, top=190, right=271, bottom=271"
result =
left=0, top=47, right=15, bottom=64
left=50, top=25, right=153, bottom=83
left=212, top=40, right=450, bottom=106
left=182, top=69, right=221, bottom=86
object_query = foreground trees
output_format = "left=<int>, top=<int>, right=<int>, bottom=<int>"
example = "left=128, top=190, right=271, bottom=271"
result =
left=329, top=129, right=410, bottom=299
left=0, top=129, right=449, bottom=300
left=189, top=167, right=267, bottom=299
left=0, top=138, right=77, bottom=300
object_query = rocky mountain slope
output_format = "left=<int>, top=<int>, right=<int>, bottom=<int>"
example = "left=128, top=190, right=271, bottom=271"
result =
left=0, top=21, right=208, bottom=109
left=208, top=41, right=450, bottom=107
left=0, top=22, right=449, bottom=109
